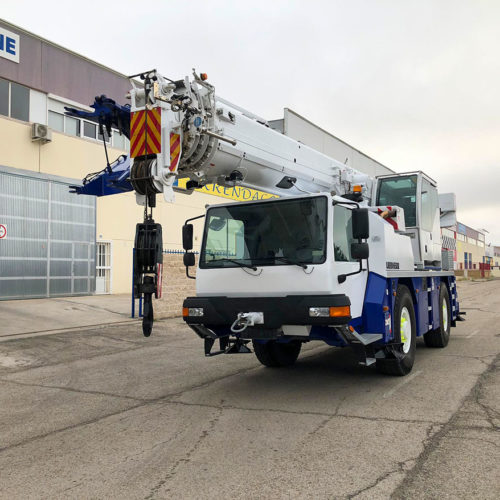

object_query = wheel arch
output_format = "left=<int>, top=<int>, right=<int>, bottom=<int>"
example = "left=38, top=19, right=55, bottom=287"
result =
left=396, top=277, right=418, bottom=306
left=393, top=277, right=421, bottom=336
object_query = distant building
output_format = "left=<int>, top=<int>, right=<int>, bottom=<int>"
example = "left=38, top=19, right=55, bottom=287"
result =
left=442, top=222, right=487, bottom=270
left=493, top=246, right=500, bottom=267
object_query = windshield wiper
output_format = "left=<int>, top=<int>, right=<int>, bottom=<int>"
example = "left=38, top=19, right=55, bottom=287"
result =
left=209, top=258, right=258, bottom=271
left=273, top=257, right=308, bottom=269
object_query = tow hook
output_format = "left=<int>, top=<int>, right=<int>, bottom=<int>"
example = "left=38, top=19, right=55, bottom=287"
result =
left=230, top=312, right=265, bottom=333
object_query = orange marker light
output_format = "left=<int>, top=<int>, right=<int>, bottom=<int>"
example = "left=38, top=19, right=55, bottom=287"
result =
left=200, top=73, right=208, bottom=81
left=182, top=307, right=189, bottom=317
left=329, top=305, right=351, bottom=317
left=353, top=185, right=362, bottom=193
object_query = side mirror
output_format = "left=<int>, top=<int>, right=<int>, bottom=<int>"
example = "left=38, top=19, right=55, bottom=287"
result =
left=183, top=252, right=195, bottom=267
left=351, top=242, right=369, bottom=260
left=352, top=208, right=369, bottom=240
left=182, top=224, right=193, bottom=251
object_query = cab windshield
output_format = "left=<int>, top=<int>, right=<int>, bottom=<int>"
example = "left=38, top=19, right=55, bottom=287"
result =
left=200, top=196, right=327, bottom=268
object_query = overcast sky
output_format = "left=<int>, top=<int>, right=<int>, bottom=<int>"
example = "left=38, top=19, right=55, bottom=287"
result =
left=4, top=0, right=500, bottom=243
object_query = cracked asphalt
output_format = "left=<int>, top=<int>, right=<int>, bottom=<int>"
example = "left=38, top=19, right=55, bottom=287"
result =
left=0, top=280, right=499, bottom=499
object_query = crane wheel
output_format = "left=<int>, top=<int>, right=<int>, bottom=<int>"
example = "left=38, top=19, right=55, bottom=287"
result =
left=252, top=340, right=301, bottom=368
left=376, top=285, right=416, bottom=376
left=424, top=285, right=451, bottom=348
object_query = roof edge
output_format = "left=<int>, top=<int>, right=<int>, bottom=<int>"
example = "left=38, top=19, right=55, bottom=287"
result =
left=284, top=108, right=395, bottom=174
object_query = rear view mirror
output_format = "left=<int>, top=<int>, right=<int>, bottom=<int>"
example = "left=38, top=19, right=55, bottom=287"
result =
left=183, top=251, right=196, bottom=280
left=351, top=242, right=369, bottom=260
left=182, top=224, right=193, bottom=250
left=352, top=208, right=369, bottom=240
left=183, top=252, right=195, bottom=267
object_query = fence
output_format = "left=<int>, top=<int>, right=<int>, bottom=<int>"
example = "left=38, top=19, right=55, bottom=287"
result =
left=455, top=262, right=493, bottom=279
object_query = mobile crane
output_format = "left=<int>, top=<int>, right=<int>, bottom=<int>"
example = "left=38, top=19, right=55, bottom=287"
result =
left=66, top=69, right=462, bottom=376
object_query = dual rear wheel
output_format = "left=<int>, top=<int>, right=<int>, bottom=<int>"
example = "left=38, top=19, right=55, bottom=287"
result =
left=424, top=285, right=451, bottom=348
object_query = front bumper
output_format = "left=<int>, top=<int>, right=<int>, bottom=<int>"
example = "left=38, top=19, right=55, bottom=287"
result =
left=183, top=294, right=351, bottom=334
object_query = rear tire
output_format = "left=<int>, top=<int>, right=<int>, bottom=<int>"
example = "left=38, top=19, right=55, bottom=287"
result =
left=253, top=340, right=301, bottom=368
left=424, top=284, right=451, bottom=348
left=376, top=285, right=416, bottom=376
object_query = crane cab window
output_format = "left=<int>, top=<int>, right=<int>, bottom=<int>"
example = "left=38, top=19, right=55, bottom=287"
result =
left=376, top=175, right=417, bottom=227
left=333, top=206, right=356, bottom=262
left=421, top=179, right=439, bottom=231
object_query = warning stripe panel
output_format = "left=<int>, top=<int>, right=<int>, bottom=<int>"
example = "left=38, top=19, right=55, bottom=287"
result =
left=169, top=133, right=181, bottom=171
left=130, top=108, right=162, bottom=158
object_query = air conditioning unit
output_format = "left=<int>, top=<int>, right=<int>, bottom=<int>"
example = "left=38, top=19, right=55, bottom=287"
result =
left=31, top=123, right=52, bottom=144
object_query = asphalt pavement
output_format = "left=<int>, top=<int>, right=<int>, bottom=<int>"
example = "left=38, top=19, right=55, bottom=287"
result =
left=0, top=294, right=133, bottom=338
left=0, top=280, right=498, bottom=499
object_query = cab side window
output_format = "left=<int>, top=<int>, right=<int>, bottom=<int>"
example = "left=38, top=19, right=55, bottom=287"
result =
left=333, top=206, right=356, bottom=262
left=420, top=179, right=439, bottom=232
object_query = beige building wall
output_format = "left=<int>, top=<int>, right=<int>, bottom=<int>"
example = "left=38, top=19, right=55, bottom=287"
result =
left=0, top=114, right=239, bottom=295
left=0, top=116, right=124, bottom=179
left=0, top=114, right=225, bottom=295
left=455, top=238, right=486, bottom=269
left=96, top=185, right=226, bottom=294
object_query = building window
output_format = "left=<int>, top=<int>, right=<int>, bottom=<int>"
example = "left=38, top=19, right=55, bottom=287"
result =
left=0, top=78, right=8, bottom=116
left=0, top=79, right=30, bottom=122
left=48, top=110, right=82, bottom=137
left=97, top=128, right=111, bottom=144
left=113, top=130, right=126, bottom=150
left=48, top=97, right=129, bottom=150
left=83, top=121, right=97, bottom=139
left=10, top=82, right=30, bottom=122
left=65, top=116, right=80, bottom=136
left=48, top=110, right=65, bottom=132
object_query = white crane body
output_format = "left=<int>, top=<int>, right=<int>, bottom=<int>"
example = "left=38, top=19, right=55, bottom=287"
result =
left=78, top=70, right=462, bottom=375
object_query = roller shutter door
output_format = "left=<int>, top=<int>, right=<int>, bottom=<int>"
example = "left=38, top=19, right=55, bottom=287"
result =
left=0, top=170, right=96, bottom=299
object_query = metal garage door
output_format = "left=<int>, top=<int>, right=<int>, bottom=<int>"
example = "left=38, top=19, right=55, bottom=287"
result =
left=0, top=170, right=96, bottom=299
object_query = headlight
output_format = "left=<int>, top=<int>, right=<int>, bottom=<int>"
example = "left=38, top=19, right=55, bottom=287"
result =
left=183, top=307, right=204, bottom=317
left=309, top=307, right=330, bottom=317
left=309, top=306, right=351, bottom=317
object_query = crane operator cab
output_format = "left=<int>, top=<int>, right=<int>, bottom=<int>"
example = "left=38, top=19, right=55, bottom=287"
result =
left=374, top=171, right=442, bottom=269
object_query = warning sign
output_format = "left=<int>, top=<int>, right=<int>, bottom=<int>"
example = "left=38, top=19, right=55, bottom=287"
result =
left=0, top=224, right=6, bottom=239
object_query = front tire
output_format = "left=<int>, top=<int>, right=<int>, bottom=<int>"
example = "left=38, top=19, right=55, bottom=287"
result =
left=424, top=284, right=451, bottom=348
left=376, top=285, right=416, bottom=376
left=253, top=340, right=301, bottom=367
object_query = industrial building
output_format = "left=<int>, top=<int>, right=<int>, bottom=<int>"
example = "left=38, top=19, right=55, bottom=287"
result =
left=0, top=18, right=491, bottom=301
